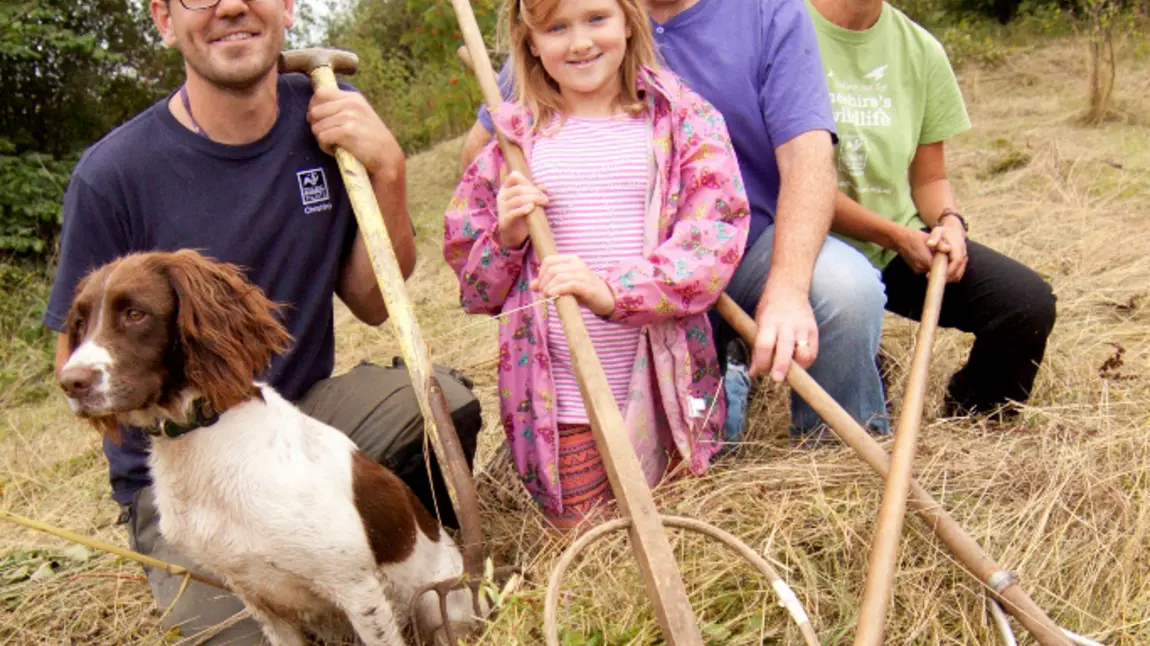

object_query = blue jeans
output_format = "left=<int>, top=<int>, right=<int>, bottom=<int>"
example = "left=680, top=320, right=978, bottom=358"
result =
left=714, top=226, right=891, bottom=438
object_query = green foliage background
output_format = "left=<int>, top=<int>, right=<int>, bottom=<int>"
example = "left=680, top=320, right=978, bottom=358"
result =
left=1, top=0, right=181, bottom=258
left=327, top=0, right=502, bottom=154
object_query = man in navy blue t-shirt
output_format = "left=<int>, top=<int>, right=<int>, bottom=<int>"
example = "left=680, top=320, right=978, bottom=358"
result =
left=461, top=0, right=890, bottom=442
left=44, top=0, right=481, bottom=641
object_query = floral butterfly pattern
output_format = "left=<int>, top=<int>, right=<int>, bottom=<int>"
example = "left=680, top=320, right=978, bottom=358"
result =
left=442, top=66, right=749, bottom=513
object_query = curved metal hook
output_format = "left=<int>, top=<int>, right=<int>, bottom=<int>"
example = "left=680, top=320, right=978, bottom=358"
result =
left=544, top=515, right=820, bottom=646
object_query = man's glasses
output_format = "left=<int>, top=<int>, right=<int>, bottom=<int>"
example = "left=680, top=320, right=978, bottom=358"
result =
left=178, top=0, right=257, bottom=11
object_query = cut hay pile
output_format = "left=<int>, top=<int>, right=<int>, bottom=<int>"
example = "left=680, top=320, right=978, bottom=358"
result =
left=2, top=38, right=1148, bottom=645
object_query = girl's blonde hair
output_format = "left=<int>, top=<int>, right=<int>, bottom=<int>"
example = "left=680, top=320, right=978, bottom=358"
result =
left=503, top=0, right=657, bottom=131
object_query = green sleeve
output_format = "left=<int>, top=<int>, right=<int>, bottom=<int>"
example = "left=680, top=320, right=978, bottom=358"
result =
left=919, top=37, right=971, bottom=145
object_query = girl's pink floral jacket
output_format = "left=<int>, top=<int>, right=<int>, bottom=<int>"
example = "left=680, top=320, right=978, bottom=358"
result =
left=443, top=66, right=750, bottom=514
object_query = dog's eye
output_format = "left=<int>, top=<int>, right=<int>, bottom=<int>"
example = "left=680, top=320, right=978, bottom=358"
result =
left=124, top=309, right=147, bottom=324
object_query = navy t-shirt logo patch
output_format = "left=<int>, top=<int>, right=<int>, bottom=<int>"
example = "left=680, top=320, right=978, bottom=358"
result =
left=297, top=168, right=332, bottom=212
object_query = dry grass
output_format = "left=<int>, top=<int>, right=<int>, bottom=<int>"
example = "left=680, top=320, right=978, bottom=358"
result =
left=3, top=37, right=1149, bottom=645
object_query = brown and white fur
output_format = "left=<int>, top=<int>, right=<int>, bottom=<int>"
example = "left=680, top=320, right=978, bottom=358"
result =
left=56, top=249, right=476, bottom=645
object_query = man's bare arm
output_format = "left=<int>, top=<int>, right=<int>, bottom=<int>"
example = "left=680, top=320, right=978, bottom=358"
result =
left=750, top=129, right=837, bottom=381
left=54, top=333, right=69, bottom=377
left=308, top=87, right=417, bottom=326
left=460, top=121, right=494, bottom=170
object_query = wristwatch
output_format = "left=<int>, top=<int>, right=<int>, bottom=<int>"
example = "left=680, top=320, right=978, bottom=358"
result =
left=937, top=209, right=968, bottom=233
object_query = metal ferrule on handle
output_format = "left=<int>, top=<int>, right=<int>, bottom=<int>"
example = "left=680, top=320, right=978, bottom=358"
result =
left=715, top=294, right=1072, bottom=646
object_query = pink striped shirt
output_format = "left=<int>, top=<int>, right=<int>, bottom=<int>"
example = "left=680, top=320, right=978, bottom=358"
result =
left=532, top=114, right=650, bottom=423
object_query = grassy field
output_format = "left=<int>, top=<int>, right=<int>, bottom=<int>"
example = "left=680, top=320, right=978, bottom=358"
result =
left=2, top=36, right=1148, bottom=645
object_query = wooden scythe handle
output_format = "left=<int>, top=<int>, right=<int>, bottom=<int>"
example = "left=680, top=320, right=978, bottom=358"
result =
left=448, top=3, right=706, bottom=644
left=715, top=294, right=1072, bottom=646
left=854, top=251, right=948, bottom=644
left=300, top=64, right=485, bottom=577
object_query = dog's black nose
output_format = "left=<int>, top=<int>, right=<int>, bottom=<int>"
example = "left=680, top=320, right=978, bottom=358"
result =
left=60, top=365, right=101, bottom=399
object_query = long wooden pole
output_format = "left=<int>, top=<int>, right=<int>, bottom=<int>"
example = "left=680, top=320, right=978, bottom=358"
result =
left=280, top=52, right=485, bottom=577
left=326, top=116, right=484, bottom=574
left=854, top=251, right=948, bottom=644
left=1, top=510, right=227, bottom=591
left=448, top=4, right=705, bottom=643
left=715, top=294, right=1072, bottom=646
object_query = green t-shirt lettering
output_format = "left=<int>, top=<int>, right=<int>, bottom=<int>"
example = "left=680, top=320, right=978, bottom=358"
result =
left=809, top=1, right=972, bottom=269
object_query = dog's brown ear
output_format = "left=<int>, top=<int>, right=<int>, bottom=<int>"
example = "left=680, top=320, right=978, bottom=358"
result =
left=160, top=250, right=293, bottom=412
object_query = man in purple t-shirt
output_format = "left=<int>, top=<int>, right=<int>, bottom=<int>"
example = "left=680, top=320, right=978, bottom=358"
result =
left=461, top=0, right=890, bottom=440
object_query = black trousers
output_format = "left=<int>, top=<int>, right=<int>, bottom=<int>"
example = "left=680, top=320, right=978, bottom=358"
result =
left=882, top=237, right=1056, bottom=414
left=296, top=360, right=482, bottom=531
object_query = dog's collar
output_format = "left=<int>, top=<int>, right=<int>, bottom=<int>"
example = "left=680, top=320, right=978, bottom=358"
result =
left=145, top=399, right=221, bottom=439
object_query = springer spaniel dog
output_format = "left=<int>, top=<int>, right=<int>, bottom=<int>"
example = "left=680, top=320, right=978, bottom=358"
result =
left=56, top=250, right=478, bottom=646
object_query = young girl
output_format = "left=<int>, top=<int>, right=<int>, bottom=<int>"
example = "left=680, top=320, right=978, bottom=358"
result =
left=444, top=0, right=749, bottom=528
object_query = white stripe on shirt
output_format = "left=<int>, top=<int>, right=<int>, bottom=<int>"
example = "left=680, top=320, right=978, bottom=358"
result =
left=532, top=114, right=650, bottom=423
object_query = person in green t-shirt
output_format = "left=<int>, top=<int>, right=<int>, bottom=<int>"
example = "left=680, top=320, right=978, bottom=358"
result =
left=808, top=0, right=1056, bottom=418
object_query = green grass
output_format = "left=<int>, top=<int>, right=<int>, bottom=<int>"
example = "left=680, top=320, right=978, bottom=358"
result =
left=0, top=260, right=55, bottom=408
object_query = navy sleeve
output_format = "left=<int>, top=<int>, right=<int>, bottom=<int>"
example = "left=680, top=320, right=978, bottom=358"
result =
left=43, top=174, right=135, bottom=332
left=477, top=60, right=516, bottom=134
left=759, top=0, right=837, bottom=147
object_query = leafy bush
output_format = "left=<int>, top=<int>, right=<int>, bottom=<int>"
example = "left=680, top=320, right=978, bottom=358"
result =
left=892, top=0, right=1079, bottom=29
left=1, top=0, right=178, bottom=159
left=330, top=0, right=502, bottom=153
left=0, top=259, right=56, bottom=406
left=1, top=0, right=179, bottom=261
left=889, top=0, right=1077, bottom=68
left=0, top=139, right=74, bottom=257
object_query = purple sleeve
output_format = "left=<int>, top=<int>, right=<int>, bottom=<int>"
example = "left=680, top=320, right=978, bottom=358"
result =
left=477, top=60, right=515, bottom=134
left=759, top=0, right=837, bottom=147
left=43, top=175, right=135, bottom=332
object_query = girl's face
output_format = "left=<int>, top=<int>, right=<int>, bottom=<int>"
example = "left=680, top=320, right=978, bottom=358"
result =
left=528, top=0, right=632, bottom=115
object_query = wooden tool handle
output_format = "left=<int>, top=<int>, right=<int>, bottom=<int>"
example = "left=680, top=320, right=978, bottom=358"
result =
left=715, top=294, right=1072, bottom=646
left=2, top=510, right=227, bottom=591
left=449, top=3, right=706, bottom=643
left=307, top=65, right=485, bottom=576
left=854, top=251, right=948, bottom=645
